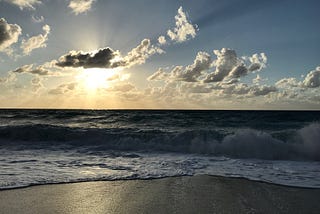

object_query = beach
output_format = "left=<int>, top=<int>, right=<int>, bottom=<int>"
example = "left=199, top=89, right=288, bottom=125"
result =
left=0, top=175, right=319, bottom=214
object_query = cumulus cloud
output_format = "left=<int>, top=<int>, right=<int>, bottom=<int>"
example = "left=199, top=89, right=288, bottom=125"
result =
left=56, top=47, right=119, bottom=69
left=275, top=66, right=320, bottom=90
left=276, top=77, right=299, bottom=88
left=203, top=49, right=266, bottom=83
left=302, top=67, right=320, bottom=88
left=149, top=52, right=211, bottom=82
left=21, top=24, right=50, bottom=55
left=248, top=53, right=267, bottom=72
left=68, top=0, right=95, bottom=15
left=3, top=0, right=41, bottom=10
left=149, top=48, right=267, bottom=84
left=175, top=52, right=212, bottom=82
left=0, top=18, right=22, bottom=52
left=56, top=39, right=163, bottom=69
left=167, top=6, right=197, bottom=43
left=147, top=68, right=169, bottom=81
left=120, top=39, right=164, bottom=67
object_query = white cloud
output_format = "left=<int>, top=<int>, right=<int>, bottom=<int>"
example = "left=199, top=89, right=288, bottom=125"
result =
left=121, top=39, right=164, bottom=67
left=68, top=0, right=95, bottom=15
left=21, top=24, right=50, bottom=55
left=158, top=36, right=166, bottom=45
left=302, top=67, right=320, bottom=88
left=248, top=53, right=267, bottom=72
left=204, top=49, right=267, bottom=83
left=148, top=68, right=169, bottom=81
left=167, top=6, right=197, bottom=43
left=3, top=0, right=41, bottom=10
left=0, top=18, right=22, bottom=53
left=173, top=52, right=212, bottom=82
left=276, top=77, right=299, bottom=88
left=149, top=48, right=267, bottom=84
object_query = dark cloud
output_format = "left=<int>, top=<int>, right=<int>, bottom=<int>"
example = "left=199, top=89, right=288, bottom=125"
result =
left=56, top=39, right=163, bottom=69
left=56, top=48, right=120, bottom=69
left=0, top=18, right=22, bottom=52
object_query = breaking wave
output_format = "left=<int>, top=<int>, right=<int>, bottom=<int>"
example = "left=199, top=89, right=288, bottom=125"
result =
left=0, top=123, right=319, bottom=161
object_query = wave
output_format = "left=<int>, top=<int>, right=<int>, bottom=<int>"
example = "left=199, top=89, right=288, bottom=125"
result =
left=0, top=123, right=319, bottom=161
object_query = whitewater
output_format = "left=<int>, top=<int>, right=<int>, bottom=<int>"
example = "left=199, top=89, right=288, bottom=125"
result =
left=0, top=109, right=319, bottom=189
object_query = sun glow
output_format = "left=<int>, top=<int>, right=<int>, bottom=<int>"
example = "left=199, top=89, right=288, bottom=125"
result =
left=78, top=68, right=118, bottom=91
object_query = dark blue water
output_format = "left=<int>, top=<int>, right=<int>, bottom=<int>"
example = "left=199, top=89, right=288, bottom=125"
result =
left=0, top=110, right=319, bottom=189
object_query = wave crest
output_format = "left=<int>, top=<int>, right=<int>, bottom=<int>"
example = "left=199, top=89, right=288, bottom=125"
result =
left=0, top=123, right=319, bottom=161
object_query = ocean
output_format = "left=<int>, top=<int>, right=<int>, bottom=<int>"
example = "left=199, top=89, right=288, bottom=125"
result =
left=0, top=109, right=319, bottom=189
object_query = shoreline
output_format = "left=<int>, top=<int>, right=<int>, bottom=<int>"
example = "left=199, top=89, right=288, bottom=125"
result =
left=1, top=174, right=319, bottom=191
left=1, top=175, right=319, bottom=214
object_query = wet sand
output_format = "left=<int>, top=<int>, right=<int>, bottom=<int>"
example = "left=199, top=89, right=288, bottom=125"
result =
left=0, top=175, right=319, bottom=214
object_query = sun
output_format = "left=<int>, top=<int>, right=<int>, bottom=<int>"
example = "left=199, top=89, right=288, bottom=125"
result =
left=78, top=68, right=117, bottom=91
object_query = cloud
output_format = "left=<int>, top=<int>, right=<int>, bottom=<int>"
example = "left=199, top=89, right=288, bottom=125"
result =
left=0, top=72, right=16, bottom=84
left=108, top=83, right=135, bottom=93
left=180, top=82, right=213, bottom=94
left=248, top=53, right=267, bottom=72
left=147, top=68, right=169, bottom=81
left=68, top=0, right=95, bottom=15
left=302, top=67, right=320, bottom=88
left=21, top=24, right=50, bottom=55
left=148, top=52, right=211, bottom=82
left=120, top=39, right=164, bottom=67
left=3, top=0, right=41, bottom=10
left=167, top=6, right=197, bottom=43
left=276, top=77, right=299, bottom=88
left=30, top=77, right=43, bottom=93
left=56, top=39, right=163, bottom=69
left=203, top=49, right=266, bottom=83
left=48, top=82, right=77, bottom=95
left=173, top=52, right=212, bottom=82
left=149, top=48, right=267, bottom=84
left=158, top=36, right=166, bottom=45
left=12, top=64, right=53, bottom=76
left=0, top=18, right=22, bottom=52
left=31, top=15, right=44, bottom=23
left=56, top=47, right=121, bottom=69
left=275, top=66, right=320, bottom=89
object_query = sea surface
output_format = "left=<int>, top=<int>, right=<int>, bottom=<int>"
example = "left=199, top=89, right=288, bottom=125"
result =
left=0, top=109, right=319, bottom=189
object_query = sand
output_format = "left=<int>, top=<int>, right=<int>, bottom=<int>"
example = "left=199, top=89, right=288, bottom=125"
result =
left=0, top=175, right=319, bottom=214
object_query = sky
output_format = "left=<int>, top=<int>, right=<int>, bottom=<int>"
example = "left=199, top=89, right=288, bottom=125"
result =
left=0, top=0, right=320, bottom=109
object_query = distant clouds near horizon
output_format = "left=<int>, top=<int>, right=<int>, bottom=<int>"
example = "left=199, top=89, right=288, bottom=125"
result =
left=0, top=0, right=320, bottom=109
